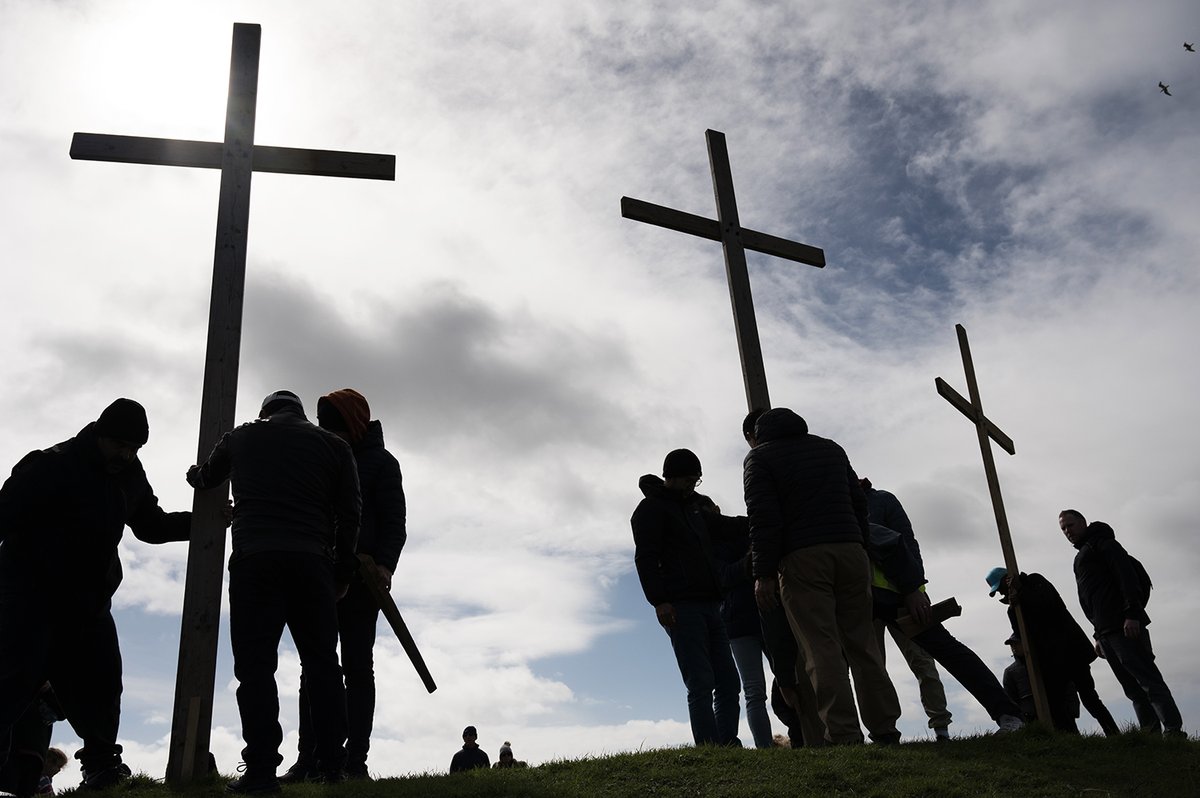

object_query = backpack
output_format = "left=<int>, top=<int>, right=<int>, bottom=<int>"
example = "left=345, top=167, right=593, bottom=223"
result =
left=1128, top=553, right=1153, bottom=606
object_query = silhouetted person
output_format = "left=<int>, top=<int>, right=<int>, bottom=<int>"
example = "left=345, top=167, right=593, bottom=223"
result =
left=986, top=564, right=1120, bottom=735
left=1001, top=632, right=1075, bottom=724
left=0, top=399, right=190, bottom=790
left=632, top=449, right=743, bottom=747
left=282, top=389, right=406, bottom=783
left=449, top=726, right=489, bottom=773
left=861, top=479, right=953, bottom=740
left=0, top=684, right=63, bottom=798
left=743, top=408, right=901, bottom=745
left=188, top=390, right=361, bottom=793
left=1060, top=510, right=1183, bottom=737
left=492, top=741, right=527, bottom=769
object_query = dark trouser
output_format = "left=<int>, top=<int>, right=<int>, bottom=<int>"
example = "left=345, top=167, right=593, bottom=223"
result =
left=229, top=552, right=347, bottom=771
left=0, top=593, right=123, bottom=776
left=1040, top=664, right=1082, bottom=733
left=664, top=600, right=741, bottom=746
left=1070, top=665, right=1120, bottom=735
left=296, top=577, right=379, bottom=767
left=0, top=694, right=54, bottom=797
left=1098, top=630, right=1183, bottom=734
left=910, top=623, right=1021, bottom=722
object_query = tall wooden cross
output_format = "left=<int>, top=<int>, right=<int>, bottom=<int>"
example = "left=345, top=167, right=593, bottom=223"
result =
left=935, top=323, right=1053, bottom=727
left=69, top=23, right=396, bottom=783
left=621, top=129, right=825, bottom=411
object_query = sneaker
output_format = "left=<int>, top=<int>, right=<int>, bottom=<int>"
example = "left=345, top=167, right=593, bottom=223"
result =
left=934, top=727, right=951, bottom=742
left=996, top=714, right=1025, bottom=733
left=80, top=762, right=132, bottom=790
left=277, top=759, right=317, bottom=784
left=317, top=769, right=346, bottom=784
left=345, top=762, right=372, bottom=781
left=226, top=764, right=281, bottom=795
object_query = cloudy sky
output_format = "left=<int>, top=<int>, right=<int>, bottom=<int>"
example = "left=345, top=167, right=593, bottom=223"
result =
left=2, top=0, right=1198, bottom=784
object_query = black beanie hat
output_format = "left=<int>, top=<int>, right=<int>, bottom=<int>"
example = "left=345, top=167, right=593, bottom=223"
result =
left=662, top=448, right=702, bottom=478
left=95, top=398, right=149, bottom=445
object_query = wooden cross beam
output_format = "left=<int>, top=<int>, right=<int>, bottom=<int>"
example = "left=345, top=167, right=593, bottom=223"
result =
left=69, top=23, right=395, bottom=784
left=621, top=129, right=825, bottom=412
left=935, top=323, right=1053, bottom=728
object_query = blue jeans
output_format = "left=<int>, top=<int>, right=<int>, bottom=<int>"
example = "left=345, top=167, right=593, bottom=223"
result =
left=664, top=600, right=741, bottom=745
left=1098, top=630, right=1183, bottom=734
left=729, top=636, right=774, bottom=748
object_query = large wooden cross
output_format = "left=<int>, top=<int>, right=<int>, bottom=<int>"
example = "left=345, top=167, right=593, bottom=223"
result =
left=621, top=129, right=825, bottom=411
left=935, top=323, right=1053, bottom=727
left=70, top=23, right=395, bottom=783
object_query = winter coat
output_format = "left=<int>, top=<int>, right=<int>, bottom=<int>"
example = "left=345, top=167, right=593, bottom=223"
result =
left=449, top=744, right=490, bottom=773
left=631, top=475, right=744, bottom=607
left=743, top=408, right=869, bottom=579
left=712, top=527, right=761, bottom=640
left=1072, top=521, right=1150, bottom=637
left=188, top=409, right=361, bottom=581
left=864, top=487, right=925, bottom=575
left=1006, top=572, right=1097, bottom=671
left=0, top=422, right=189, bottom=610
left=352, top=420, right=406, bottom=571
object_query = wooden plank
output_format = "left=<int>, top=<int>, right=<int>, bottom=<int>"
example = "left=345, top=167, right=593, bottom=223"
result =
left=707, top=129, right=770, bottom=412
left=165, top=21, right=261, bottom=785
left=359, top=555, right=437, bottom=693
left=741, top=227, right=826, bottom=268
left=72, top=134, right=395, bottom=181
left=935, top=377, right=1015, bottom=455
left=620, top=197, right=720, bottom=241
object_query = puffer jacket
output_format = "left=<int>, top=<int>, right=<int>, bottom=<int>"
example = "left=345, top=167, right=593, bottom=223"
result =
left=0, top=423, right=190, bottom=609
left=743, top=408, right=869, bottom=578
left=1073, top=521, right=1150, bottom=636
left=631, top=475, right=743, bottom=607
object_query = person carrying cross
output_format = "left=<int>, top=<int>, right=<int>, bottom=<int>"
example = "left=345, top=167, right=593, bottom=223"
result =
left=188, top=390, right=361, bottom=793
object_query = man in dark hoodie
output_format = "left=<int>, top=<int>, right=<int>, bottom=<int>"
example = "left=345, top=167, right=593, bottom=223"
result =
left=631, top=449, right=742, bottom=746
left=743, top=408, right=901, bottom=745
left=282, top=388, right=406, bottom=783
left=188, top=390, right=361, bottom=792
left=1060, top=509, right=1183, bottom=736
left=0, top=398, right=191, bottom=790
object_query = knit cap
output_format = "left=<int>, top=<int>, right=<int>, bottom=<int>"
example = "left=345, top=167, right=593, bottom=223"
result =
left=96, top=398, right=149, bottom=445
left=318, top=388, right=371, bottom=444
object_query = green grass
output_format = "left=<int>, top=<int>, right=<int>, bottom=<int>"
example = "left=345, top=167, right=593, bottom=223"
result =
left=58, top=729, right=1199, bottom=798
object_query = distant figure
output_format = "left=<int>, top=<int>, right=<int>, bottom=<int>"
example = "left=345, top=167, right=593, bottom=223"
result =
left=860, top=479, right=953, bottom=741
left=986, top=565, right=1119, bottom=735
left=282, top=389, right=406, bottom=784
left=449, top=726, right=489, bottom=773
left=1185, top=42, right=1194, bottom=52
left=492, top=741, right=527, bottom=769
left=631, top=449, right=743, bottom=746
left=0, top=399, right=191, bottom=790
left=188, top=390, right=362, bottom=793
left=743, top=408, right=901, bottom=745
left=1158, top=81, right=1172, bottom=95
left=1060, top=510, right=1184, bottom=737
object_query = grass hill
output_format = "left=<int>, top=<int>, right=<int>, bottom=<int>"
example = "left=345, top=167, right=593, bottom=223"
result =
left=61, top=728, right=1198, bottom=798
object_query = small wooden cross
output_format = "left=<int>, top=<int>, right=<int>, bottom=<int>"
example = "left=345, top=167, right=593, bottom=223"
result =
left=70, top=23, right=395, bottom=783
left=935, top=323, right=1053, bottom=727
left=621, top=130, right=825, bottom=411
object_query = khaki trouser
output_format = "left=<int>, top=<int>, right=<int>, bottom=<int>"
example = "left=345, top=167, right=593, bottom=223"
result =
left=875, top=618, right=953, bottom=731
left=778, top=543, right=901, bottom=744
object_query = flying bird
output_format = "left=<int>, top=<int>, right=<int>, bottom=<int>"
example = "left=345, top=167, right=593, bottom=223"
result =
left=1159, top=81, right=1172, bottom=95
left=1185, top=42, right=1195, bottom=52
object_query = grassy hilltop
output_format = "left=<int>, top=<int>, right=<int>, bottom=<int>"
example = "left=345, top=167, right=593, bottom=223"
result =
left=61, top=729, right=1198, bottom=798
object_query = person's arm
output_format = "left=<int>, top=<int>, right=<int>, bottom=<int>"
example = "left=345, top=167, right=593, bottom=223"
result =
left=877, top=490, right=924, bottom=568
left=632, top=504, right=674, bottom=626
left=126, top=467, right=191, bottom=543
left=372, top=454, right=407, bottom=579
left=0, top=450, right=54, bottom=543
left=186, top=431, right=234, bottom=490
left=847, top=464, right=870, bottom=545
left=332, top=443, right=363, bottom=587
left=1097, top=539, right=1146, bottom=637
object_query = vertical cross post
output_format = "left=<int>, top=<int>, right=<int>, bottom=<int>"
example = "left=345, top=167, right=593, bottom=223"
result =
left=69, top=22, right=395, bottom=783
left=621, top=129, right=826, bottom=412
left=935, top=323, right=1054, bottom=727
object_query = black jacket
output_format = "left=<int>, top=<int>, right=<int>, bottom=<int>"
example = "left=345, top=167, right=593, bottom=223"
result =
left=449, top=744, right=490, bottom=773
left=188, top=409, right=361, bottom=580
left=352, top=420, right=406, bottom=571
left=864, top=487, right=925, bottom=575
left=1006, top=572, right=1096, bottom=672
left=631, top=475, right=743, bottom=607
left=0, top=422, right=189, bottom=609
left=1072, top=521, right=1150, bottom=637
left=743, top=408, right=869, bottom=578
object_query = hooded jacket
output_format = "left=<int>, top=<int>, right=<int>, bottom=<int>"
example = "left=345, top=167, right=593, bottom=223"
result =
left=1072, top=521, right=1150, bottom=636
left=0, top=422, right=189, bottom=609
left=351, top=420, right=406, bottom=571
left=631, top=475, right=744, bottom=607
left=742, top=408, right=870, bottom=578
